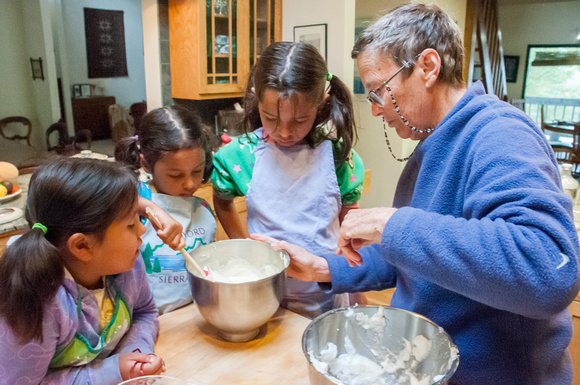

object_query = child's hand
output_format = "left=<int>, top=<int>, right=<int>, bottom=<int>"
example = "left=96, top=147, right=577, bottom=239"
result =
left=151, top=207, right=186, bottom=251
left=119, top=352, right=166, bottom=380
left=138, top=197, right=185, bottom=250
left=249, top=233, right=331, bottom=282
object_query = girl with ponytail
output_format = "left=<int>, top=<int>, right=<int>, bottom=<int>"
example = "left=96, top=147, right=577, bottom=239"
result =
left=212, top=41, right=365, bottom=319
left=0, top=158, right=165, bottom=383
left=115, top=106, right=217, bottom=315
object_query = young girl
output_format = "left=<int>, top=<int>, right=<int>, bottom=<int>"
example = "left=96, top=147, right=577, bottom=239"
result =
left=115, top=106, right=216, bottom=315
left=0, top=158, right=165, bottom=384
left=212, top=41, right=365, bottom=319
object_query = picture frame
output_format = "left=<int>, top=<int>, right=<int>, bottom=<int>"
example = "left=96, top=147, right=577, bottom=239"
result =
left=293, top=23, right=327, bottom=63
left=80, top=84, right=92, bottom=97
left=504, top=55, right=519, bottom=83
left=30, top=57, right=44, bottom=80
left=72, top=84, right=81, bottom=98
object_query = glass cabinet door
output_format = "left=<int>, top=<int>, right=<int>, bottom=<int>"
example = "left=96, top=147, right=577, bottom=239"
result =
left=205, top=0, right=238, bottom=88
left=249, top=0, right=277, bottom=68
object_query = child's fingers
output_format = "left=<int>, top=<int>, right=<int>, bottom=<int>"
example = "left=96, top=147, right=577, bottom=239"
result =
left=157, top=228, right=185, bottom=251
left=140, top=354, right=166, bottom=375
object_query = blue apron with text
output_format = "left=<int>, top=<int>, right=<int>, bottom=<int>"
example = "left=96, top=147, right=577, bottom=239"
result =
left=247, top=128, right=349, bottom=319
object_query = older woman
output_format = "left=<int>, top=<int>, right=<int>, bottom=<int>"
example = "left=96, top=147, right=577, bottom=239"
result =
left=252, top=3, right=580, bottom=384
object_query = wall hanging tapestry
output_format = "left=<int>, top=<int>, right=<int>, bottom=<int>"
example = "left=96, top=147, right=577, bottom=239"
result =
left=84, top=8, right=128, bottom=78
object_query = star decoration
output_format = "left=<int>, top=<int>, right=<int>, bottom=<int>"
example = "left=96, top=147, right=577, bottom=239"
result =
left=233, top=165, right=241, bottom=173
left=98, top=19, right=112, bottom=31
left=350, top=174, right=357, bottom=182
left=101, top=46, right=113, bottom=56
left=99, top=34, right=113, bottom=44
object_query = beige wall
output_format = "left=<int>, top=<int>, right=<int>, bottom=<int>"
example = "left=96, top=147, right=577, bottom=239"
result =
left=282, top=0, right=356, bottom=88
left=0, top=0, right=60, bottom=148
left=142, top=0, right=163, bottom=111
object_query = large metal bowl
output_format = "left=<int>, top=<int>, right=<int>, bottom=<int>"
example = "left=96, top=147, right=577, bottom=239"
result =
left=302, top=305, right=459, bottom=385
left=186, top=239, right=290, bottom=342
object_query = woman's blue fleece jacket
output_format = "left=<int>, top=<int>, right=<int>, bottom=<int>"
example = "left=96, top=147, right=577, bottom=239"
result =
left=323, top=82, right=580, bottom=384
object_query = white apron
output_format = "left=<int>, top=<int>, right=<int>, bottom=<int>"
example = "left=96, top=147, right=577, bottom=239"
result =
left=140, top=191, right=216, bottom=314
left=247, top=128, right=349, bottom=318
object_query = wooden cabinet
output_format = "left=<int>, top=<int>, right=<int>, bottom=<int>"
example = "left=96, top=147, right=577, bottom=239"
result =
left=569, top=294, right=580, bottom=384
left=169, top=0, right=282, bottom=100
left=71, top=96, right=116, bottom=140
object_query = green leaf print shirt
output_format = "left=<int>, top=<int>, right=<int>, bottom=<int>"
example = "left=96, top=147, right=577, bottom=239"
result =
left=211, top=131, right=365, bottom=206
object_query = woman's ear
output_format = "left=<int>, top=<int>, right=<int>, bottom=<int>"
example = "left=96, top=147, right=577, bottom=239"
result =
left=67, top=233, right=94, bottom=262
left=419, top=48, right=441, bottom=88
left=140, top=154, right=152, bottom=174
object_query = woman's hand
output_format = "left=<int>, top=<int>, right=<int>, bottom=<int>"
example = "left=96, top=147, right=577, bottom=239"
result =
left=249, top=234, right=331, bottom=282
left=338, top=207, right=397, bottom=266
left=119, top=352, right=166, bottom=380
left=138, top=197, right=185, bottom=250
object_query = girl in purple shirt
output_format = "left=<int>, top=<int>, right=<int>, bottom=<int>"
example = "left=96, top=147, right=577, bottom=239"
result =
left=0, top=158, right=165, bottom=384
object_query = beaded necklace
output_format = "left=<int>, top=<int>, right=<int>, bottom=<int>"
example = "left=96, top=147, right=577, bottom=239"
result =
left=382, top=119, right=415, bottom=162
left=385, top=84, right=435, bottom=134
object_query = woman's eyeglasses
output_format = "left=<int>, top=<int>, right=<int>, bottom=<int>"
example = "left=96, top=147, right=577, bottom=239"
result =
left=366, top=53, right=422, bottom=106
left=366, top=65, right=407, bottom=106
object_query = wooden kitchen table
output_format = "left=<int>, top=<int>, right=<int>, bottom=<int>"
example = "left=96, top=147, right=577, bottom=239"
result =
left=154, top=303, right=311, bottom=385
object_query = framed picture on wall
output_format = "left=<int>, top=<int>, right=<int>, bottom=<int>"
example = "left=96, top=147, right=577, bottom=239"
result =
left=30, top=58, right=44, bottom=80
left=80, top=84, right=92, bottom=97
left=293, top=23, right=327, bottom=63
left=72, top=84, right=81, bottom=98
left=504, top=55, right=519, bottom=83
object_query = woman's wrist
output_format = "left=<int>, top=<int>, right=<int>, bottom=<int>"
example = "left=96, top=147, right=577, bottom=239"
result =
left=312, top=256, right=331, bottom=282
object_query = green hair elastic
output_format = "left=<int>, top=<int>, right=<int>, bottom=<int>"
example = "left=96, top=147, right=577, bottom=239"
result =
left=32, top=223, right=48, bottom=234
left=327, top=72, right=333, bottom=81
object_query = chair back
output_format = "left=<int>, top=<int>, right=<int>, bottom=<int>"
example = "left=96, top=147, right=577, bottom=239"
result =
left=46, top=121, right=92, bottom=155
left=109, top=104, right=135, bottom=143
left=0, top=116, right=32, bottom=146
left=129, top=102, right=147, bottom=133
left=542, top=106, right=580, bottom=176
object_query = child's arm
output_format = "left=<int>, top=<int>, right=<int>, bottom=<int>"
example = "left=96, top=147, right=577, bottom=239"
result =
left=112, top=257, right=160, bottom=355
left=213, top=192, right=249, bottom=239
left=138, top=196, right=185, bottom=250
left=0, top=303, right=127, bottom=384
left=339, top=203, right=360, bottom=224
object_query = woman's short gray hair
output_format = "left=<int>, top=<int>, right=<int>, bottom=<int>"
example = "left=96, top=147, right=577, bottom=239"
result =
left=352, top=3, right=464, bottom=86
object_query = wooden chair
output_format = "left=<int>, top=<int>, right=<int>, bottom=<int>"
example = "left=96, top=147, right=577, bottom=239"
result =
left=46, top=120, right=92, bottom=155
left=130, top=101, right=147, bottom=133
left=541, top=106, right=580, bottom=173
left=0, top=116, right=32, bottom=146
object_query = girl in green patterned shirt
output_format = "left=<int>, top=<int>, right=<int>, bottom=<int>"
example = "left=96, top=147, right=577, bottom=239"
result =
left=212, top=42, right=365, bottom=318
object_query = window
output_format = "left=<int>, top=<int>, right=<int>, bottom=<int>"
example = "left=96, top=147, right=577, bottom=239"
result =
left=522, top=45, right=580, bottom=123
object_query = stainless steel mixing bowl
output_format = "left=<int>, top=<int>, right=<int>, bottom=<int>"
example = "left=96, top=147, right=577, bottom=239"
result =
left=186, top=239, right=290, bottom=342
left=302, top=305, right=459, bottom=385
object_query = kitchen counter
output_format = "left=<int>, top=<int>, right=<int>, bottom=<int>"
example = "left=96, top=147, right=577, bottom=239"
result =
left=155, top=303, right=311, bottom=384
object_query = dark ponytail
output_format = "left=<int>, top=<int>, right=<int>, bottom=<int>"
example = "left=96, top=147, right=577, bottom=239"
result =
left=315, top=74, right=357, bottom=163
left=0, top=158, right=139, bottom=344
left=243, top=41, right=357, bottom=163
left=0, top=229, right=63, bottom=344
left=114, top=135, right=141, bottom=171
